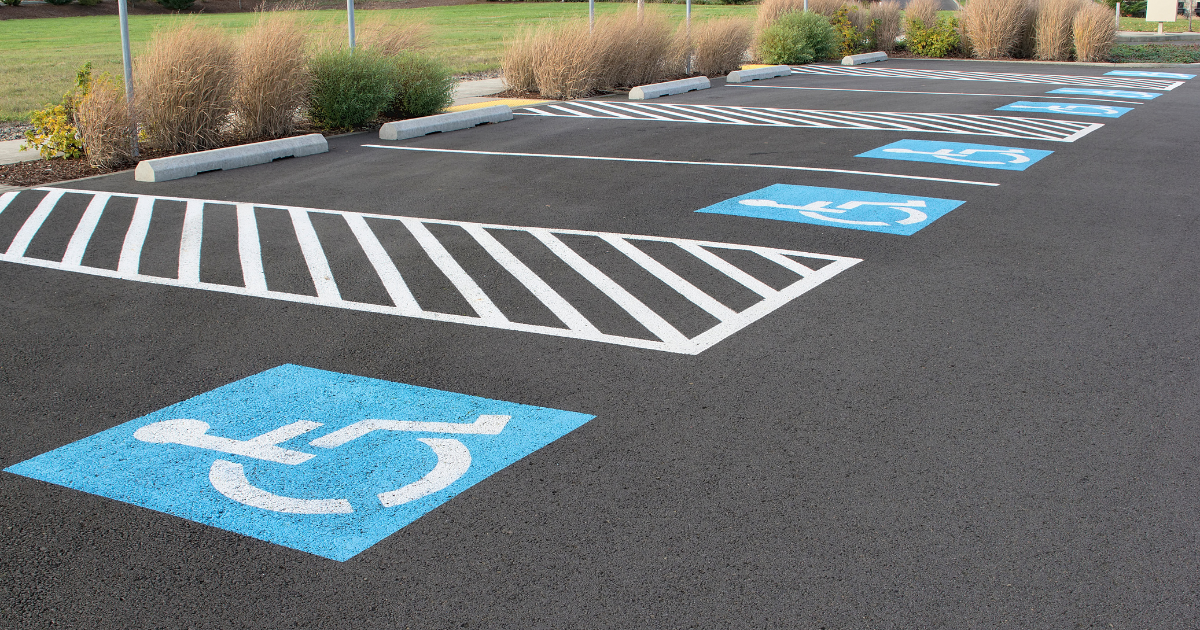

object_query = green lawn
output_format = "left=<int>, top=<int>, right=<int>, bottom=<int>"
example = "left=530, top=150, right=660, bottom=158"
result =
left=1120, top=15, right=1199, bottom=31
left=0, top=3, right=755, bottom=121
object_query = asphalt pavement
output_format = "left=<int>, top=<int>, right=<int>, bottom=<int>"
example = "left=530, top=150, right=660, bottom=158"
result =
left=2, top=59, right=1198, bottom=628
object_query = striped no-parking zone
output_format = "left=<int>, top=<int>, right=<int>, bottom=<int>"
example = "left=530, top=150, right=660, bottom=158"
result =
left=0, top=188, right=860, bottom=355
left=786, top=65, right=1185, bottom=90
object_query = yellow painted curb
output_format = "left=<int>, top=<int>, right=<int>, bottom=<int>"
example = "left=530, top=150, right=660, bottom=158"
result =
left=740, top=64, right=774, bottom=70
left=446, top=99, right=552, bottom=113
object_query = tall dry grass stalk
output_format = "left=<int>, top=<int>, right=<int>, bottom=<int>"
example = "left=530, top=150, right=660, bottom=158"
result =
left=76, top=75, right=133, bottom=169
left=755, top=0, right=806, bottom=35
left=1073, top=1, right=1116, bottom=61
left=357, top=16, right=432, bottom=56
left=873, top=1, right=902, bottom=52
left=1033, top=0, right=1084, bottom=60
left=232, top=13, right=310, bottom=140
left=690, top=18, right=754, bottom=76
left=904, top=0, right=939, bottom=30
left=808, top=0, right=848, bottom=17
left=533, top=21, right=603, bottom=99
left=502, top=26, right=542, bottom=92
left=593, top=8, right=677, bottom=89
left=136, top=24, right=236, bottom=153
left=961, top=0, right=1033, bottom=58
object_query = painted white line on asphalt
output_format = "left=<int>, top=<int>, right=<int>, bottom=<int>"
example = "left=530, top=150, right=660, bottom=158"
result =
left=364, top=145, right=1000, bottom=187
left=178, top=200, right=204, bottom=284
left=788, top=65, right=1184, bottom=90
left=117, top=196, right=155, bottom=275
left=288, top=206, right=342, bottom=302
left=61, top=192, right=111, bottom=267
left=6, top=188, right=64, bottom=257
left=3, top=188, right=862, bottom=354
left=726, top=84, right=1148, bottom=105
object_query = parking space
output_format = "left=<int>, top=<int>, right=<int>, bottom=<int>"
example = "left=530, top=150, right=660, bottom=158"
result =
left=2, top=59, right=1199, bottom=628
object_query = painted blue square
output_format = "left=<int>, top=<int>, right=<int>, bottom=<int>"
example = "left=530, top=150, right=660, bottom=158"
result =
left=857, top=140, right=1052, bottom=171
left=695, top=184, right=964, bottom=235
left=1046, top=88, right=1160, bottom=100
left=1103, top=70, right=1194, bottom=79
left=995, top=101, right=1132, bottom=117
left=4, top=365, right=594, bottom=561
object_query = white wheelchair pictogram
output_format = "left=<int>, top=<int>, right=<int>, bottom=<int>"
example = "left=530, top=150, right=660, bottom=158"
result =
left=1007, top=103, right=1121, bottom=115
left=133, top=414, right=511, bottom=515
left=880, top=147, right=1031, bottom=166
left=739, top=198, right=928, bottom=227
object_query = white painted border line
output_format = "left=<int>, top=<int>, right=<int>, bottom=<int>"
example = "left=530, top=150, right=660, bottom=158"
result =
left=362, top=145, right=1000, bottom=187
left=725, top=84, right=1148, bottom=105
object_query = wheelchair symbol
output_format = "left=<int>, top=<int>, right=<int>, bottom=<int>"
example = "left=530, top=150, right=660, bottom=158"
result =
left=133, top=414, right=511, bottom=515
left=1006, top=103, right=1121, bottom=115
left=880, top=147, right=1030, bottom=166
left=739, top=198, right=928, bottom=227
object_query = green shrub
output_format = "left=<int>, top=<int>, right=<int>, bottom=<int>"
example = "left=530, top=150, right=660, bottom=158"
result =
left=1101, top=0, right=1146, bottom=17
left=155, top=0, right=195, bottom=10
left=757, top=11, right=836, bottom=65
left=20, top=63, right=92, bottom=160
left=1, top=0, right=23, bottom=6
left=308, top=49, right=397, bottom=130
left=831, top=6, right=878, bottom=56
left=44, top=0, right=73, bottom=5
left=906, top=16, right=962, bottom=57
left=384, top=52, right=456, bottom=119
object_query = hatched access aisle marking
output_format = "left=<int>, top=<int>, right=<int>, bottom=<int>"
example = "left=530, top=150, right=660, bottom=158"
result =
left=787, top=65, right=1185, bottom=91
left=0, top=188, right=860, bottom=355
left=516, top=102, right=1103, bottom=142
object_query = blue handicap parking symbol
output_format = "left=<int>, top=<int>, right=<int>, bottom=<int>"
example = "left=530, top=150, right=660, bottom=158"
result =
left=1104, top=70, right=1194, bottom=79
left=4, top=365, right=594, bottom=561
left=995, top=101, right=1132, bottom=118
left=696, top=184, right=964, bottom=235
left=1046, top=88, right=1160, bottom=100
left=856, top=139, right=1052, bottom=171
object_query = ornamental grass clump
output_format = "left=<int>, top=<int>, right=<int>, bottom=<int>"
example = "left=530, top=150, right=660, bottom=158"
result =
left=357, top=16, right=432, bottom=56
left=593, top=8, right=677, bottom=90
left=532, top=21, right=604, bottom=99
left=904, top=0, right=939, bottom=31
left=755, top=0, right=807, bottom=35
left=690, top=17, right=754, bottom=76
left=136, top=24, right=236, bottom=153
left=1072, top=1, right=1117, bottom=61
left=872, top=1, right=902, bottom=52
left=1034, top=0, right=1085, bottom=60
left=501, top=26, right=542, bottom=93
left=961, top=0, right=1033, bottom=58
left=231, top=13, right=310, bottom=140
left=75, top=74, right=134, bottom=169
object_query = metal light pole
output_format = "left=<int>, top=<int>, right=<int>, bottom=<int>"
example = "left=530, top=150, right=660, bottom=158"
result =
left=686, top=0, right=691, bottom=29
left=589, top=0, right=594, bottom=31
left=347, top=0, right=356, bottom=48
left=117, top=0, right=138, bottom=158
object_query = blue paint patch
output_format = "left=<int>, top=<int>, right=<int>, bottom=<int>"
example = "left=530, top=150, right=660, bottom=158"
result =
left=1046, top=88, right=1160, bottom=100
left=695, top=184, right=964, bottom=235
left=1103, top=70, right=1194, bottom=79
left=856, top=140, right=1052, bottom=171
left=995, top=101, right=1132, bottom=118
left=4, top=365, right=594, bottom=561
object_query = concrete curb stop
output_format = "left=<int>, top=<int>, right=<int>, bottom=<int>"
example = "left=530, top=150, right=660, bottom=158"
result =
left=134, top=134, right=328, bottom=182
left=379, top=105, right=513, bottom=141
left=842, top=52, right=888, bottom=66
left=726, top=65, right=793, bottom=83
left=630, top=77, right=711, bottom=100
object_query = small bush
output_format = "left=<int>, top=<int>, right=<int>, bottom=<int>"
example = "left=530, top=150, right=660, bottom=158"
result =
left=156, top=0, right=195, bottom=10
left=832, top=5, right=878, bottom=56
left=20, top=63, right=92, bottom=160
left=1106, top=43, right=1200, bottom=62
left=136, top=25, right=236, bottom=153
left=961, top=0, right=1033, bottom=58
left=307, top=48, right=396, bottom=129
left=502, top=26, right=541, bottom=93
left=385, top=52, right=456, bottom=119
left=76, top=74, right=134, bottom=169
left=1034, top=0, right=1084, bottom=60
left=872, top=1, right=902, bottom=52
left=758, top=11, right=837, bottom=64
left=907, top=15, right=962, bottom=57
left=690, top=17, right=754, bottom=76
left=1, top=0, right=22, bottom=7
left=1073, top=2, right=1117, bottom=61
left=232, top=13, right=310, bottom=140
left=44, top=0, right=73, bottom=5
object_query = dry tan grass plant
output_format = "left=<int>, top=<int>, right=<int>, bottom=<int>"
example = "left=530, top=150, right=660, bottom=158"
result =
left=961, top=0, right=1033, bottom=58
left=76, top=74, right=133, bottom=169
left=690, top=17, right=754, bottom=76
left=502, top=26, right=542, bottom=92
left=532, top=21, right=604, bottom=99
left=232, top=13, right=310, bottom=140
left=1033, top=0, right=1084, bottom=60
left=1073, top=1, right=1116, bottom=61
left=593, top=8, right=677, bottom=89
left=872, top=1, right=902, bottom=52
left=358, top=16, right=432, bottom=56
left=755, top=0, right=806, bottom=35
left=136, top=24, right=236, bottom=153
left=904, top=0, right=939, bottom=30
left=808, top=0, right=848, bottom=17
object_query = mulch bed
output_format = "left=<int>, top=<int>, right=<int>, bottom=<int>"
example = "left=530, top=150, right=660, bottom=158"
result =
left=0, top=159, right=119, bottom=188
left=0, top=0, right=485, bottom=20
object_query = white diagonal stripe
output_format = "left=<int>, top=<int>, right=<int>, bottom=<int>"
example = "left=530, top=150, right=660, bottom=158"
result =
left=237, top=203, right=268, bottom=292
left=117, top=196, right=154, bottom=275
left=178, top=200, right=203, bottom=284
left=342, top=213, right=421, bottom=314
left=288, top=207, right=341, bottom=303
left=6, top=188, right=64, bottom=257
left=61, top=192, right=110, bottom=267
left=601, top=235, right=738, bottom=321
left=401, top=218, right=507, bottom=322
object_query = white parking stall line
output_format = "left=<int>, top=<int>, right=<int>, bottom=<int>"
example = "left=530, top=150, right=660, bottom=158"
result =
left=513, top=101, right=1104, bottom=142
left=0, top=188, right=860, bottom=354
left=117, top=196, right=155, bottom=275
left=0, top=191, right=19, bottom=215
left=787, top=65, right=1184, bottom=90
left=365, top=145, right=1001, bottom=187
left=726, top=85, right=1148, bottom=105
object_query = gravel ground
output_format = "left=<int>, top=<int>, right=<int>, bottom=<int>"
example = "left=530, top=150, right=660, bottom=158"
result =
left=0, top=123, right=34, bottom=142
